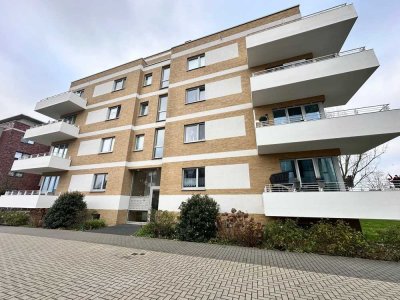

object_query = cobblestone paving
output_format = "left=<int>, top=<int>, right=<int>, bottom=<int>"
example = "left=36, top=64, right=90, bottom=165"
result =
left=0, top=227, right=400, bottom=299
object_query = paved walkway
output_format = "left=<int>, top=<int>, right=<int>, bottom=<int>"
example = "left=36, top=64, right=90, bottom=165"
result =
left=89, top=224, right=141, bottom=235
left=0, top=226, right=399, bottom=299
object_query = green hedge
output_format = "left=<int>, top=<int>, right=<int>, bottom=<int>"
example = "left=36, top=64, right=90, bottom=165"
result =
left=0, top=211, right=29, bottom=226
left=83, top=219, right=107, bottom=230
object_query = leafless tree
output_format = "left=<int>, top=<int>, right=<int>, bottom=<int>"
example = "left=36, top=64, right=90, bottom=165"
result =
left=339, top=145, right=387, bottom=187
left=365, top=170, right=390, bottom=190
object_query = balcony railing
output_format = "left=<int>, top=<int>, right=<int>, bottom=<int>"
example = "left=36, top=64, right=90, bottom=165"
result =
left=4, top=190, right=59, bottom=196
left=16, top=152, right=70, bottom=160
left=37, top=91, right=85, bottom=103
left=252, top=47, right=366, bottom=77
left=248, top=4, right=349, bottom=37
left=256, top=104, right=390, bottom=128
left=32, top=119, right=79, bottom=129
left=264, top=180, right=400, bottom=193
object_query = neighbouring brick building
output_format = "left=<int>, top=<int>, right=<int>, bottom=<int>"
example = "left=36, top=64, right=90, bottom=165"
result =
left=1, top=4, right=400, bottom=224
left=0, top=115, right=50, bottom=193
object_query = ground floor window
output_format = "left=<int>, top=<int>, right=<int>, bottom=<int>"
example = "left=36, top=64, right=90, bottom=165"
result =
left=182, top=167, right=205, bottom=188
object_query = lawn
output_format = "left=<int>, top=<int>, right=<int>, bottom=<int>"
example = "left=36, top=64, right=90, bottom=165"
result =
left=361, top=219, right=400, bottom=241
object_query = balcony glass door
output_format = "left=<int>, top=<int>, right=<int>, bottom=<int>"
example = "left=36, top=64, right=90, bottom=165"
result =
left=297, top=159, right=316, bottom=183
left=287, top=106, right=303, bottom=123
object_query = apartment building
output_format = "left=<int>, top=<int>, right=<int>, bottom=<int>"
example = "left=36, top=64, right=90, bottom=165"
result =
left=0, top=115, right=50, bottom=194
left=1, top=3, right=400, bottom=225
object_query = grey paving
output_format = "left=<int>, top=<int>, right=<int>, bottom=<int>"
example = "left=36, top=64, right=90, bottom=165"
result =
left=89, top=224, right=141, bottom=235
left=0, top=226, right=399, bottom=299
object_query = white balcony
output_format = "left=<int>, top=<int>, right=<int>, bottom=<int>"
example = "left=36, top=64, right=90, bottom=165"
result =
left=35, top=91, right=86, bottom=119
left=246, top=4, right=357, bottom=67
left=11, top=152, right=71, bottom=174
left=256, top=105, right=400, bottom=155
left=24, top=120, right=79, bottom=146
left=250, top=48, right=379, bottom=107
left=0, top=190, right=57, bottom=208
left=263, top=182, right=400, bottom=220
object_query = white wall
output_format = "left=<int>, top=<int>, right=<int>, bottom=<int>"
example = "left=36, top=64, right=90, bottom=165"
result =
left=85, top=195, right=130, bottom=210
left=77, top=139, right=102, bottom=156
left=159, top=194, right=263, bottom=213
left=205, top=76, right=242, bottom=100
left=68, top=174, right=94, bottom=192
left=205, top=115, right=246, bottom=140
left=92, top=81, right=114, bottom=97
left=86, top=108, right=108, bottom=125
left=205, top=43, right=239, bottom=65
left=205, top=163, right=251, bottom=189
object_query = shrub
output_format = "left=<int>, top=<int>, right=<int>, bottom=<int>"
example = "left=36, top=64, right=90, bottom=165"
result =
left=135, top=210, right=176, bottom=239
left=43, top=192, right=87, bottom=229
left=0, top=211, right=29, bottom=226
left=217, top=209, right=264, bottom=247
left=264, top=219, right=309, bottom=252
left=83, top=219, right=106, bottom=230
left=177, top=194, right=219, bottom=242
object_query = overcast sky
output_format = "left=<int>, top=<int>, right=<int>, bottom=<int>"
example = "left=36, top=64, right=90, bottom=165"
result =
left=0, top=0, right=399, bottom=174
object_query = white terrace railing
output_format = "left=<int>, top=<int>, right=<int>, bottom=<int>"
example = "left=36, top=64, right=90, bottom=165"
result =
left=16, top=152, right=71, bottom=160
left=252, top=47, right=366, bottom=77
left=256, top=104, right=390, bottom=128
left=248, top=3, right=349, bottom=37
left=32, top=119, right=79, bottom=128
left=4, top=190, right=59, bottom=196
left=264, top=180, right=400, bottom=193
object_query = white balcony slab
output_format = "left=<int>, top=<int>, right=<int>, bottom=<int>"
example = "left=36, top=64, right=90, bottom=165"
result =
left=250, top=49, right=379, bottom=107
left=11, top=155, right=71, bottom=174
left=24, top=122, right=79, bottom=146
left=35, top=92, right=86, bottom=119
left=256, top=109, right=400, bottom=155
left=0, top=194, right=57, bottom=209
left=246, top=4, right=357, bottom=67
left=263, top=191, right=400, bottom=220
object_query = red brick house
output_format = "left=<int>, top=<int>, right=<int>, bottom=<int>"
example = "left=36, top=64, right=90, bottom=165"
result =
left=0, top=115, right=50, bottom=194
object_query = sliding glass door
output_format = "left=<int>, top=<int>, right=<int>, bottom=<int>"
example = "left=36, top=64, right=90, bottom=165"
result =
left=297, top=159, right=317, bottom=183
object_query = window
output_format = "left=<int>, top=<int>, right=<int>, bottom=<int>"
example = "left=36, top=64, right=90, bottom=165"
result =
left=113, top=78, right=126, bottom=91
left=100, top=137, right=115, bottom=153
left=21, top=138, right=34, bottom=145
left=186, top=86, right=205, bottom=104
left=63, top=114, right=77, bottom=125
left=92, top=174, right=108, bottom=191
left=184, top=123, right=205, bottom=143
left=40, top=176, right=60, bottom=195
left=75, top=89, right=84, bottom=97
left=153, top=128, right=165, bottom=159
left=182, top=167, right=205, bottom=189
left=143, top=73, right=153, bottom=86
left=8, top=171, right=23, bottom=178
left=157, top=95, right=168, bottom=121
left=107, top=105, right=121, bottom=120
left=14, top=151, right=29, bottom=160
left=272, top=103, right=322, bottom=125
left=304, top=104, right=321, bottom=121
left=160, top=66, right=170, bottom=89
left=280, top=160, right=297, bottom=182
left=139, top=102, right=149, bottom=116
left=134, top=134, right=144, bottom=151
left=188, top=54, right=205, bottom=71
left=52, top=144, right=68, bottom=158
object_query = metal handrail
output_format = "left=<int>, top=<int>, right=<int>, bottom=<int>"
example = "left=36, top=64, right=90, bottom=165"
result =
left=32, top=119, right=79, bottom=129
left=248, top=4, right=349, bottom=37
left=265, top=180, right=400, bottom=192
left=252, top=47, right=366, bottom=77
left=256, top=104, right=390, bottom=128
left=16, top=152, right=71, bottom=160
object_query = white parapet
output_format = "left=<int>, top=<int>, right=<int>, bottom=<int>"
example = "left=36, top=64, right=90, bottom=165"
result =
left=24, top=121, right=79, bottom=146
left=11, top=153, right=71, bottom=174
left=35, top=91, right=86, bottom=119
left=0, top=193, right=57, bottom=209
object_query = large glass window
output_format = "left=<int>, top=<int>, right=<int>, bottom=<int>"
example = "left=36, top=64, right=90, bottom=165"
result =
left=186, top=86, right=205, bottom=104
left=157, top=95, right=168, bottom=121
left=93, top=174, right=108, bottom=191
left=187, top=54, right=205, bottom=71
left=272, top=109, right=287, bottom=125
left=134, top=134, right=144, bottom=151
left=153, top=128, right=165, bottom=159
left=318, top=157, right=338, bottom=182
left=183, top=167, right=205, bottom=188
left=273, top=103, right=322, bottom=125
left=52, top=144, right=68, bottom=158
left=280, top=160, right=297, bottom=182
left=287, top=106, right=303, bottom=123
left=184, top=123, right=205, bottom=143
left=160, top=66, right=170, bottom=88
left=131, top=169, right=161, bottom=196
left=40, top=176, right=60, bottom=194
left=304, top=104, right=321, bottom=121
left=100, top=137, right=115, bottom=153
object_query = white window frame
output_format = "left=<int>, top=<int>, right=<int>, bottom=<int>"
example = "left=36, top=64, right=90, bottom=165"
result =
left=100, top=137, right=115, bottom=153
left=113, top=78, right=126, bottom=91
left=272, top=103, right=323, bottom=125
left=160, top=66, right=170, bottom=89
left=52, top=144, right=69, bottom=158
left=157, top=95, right=168, bottom=121
left=184, top=123, right=205, bottom=143
left=107, top=105, right=121, bottom=120
left=153, top=128, right=165, bottom=159
left=139, top=102, right=149, bottom=117
left=134, top=134, right=145, bottom=151
left=187, top=54, right=205, bottom=71
left=143, top=73, right=153, bottom=86
left=185, top=85, right=205, bottom=104
left=40, top=176, right=60, bottom=195
left=182, top=167, right=205, bottom=189
left=92, top=173, right=108, bottom=191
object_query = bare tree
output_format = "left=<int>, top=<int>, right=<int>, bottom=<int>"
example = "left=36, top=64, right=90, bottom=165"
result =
left=366, top=170, right=390, bottom=190
left=339, top=145, right=387, bottom=187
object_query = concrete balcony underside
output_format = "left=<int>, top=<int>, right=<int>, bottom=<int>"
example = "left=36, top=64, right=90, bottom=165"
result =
left=11, top=155, right=71, bottom=174
left=24, top=122, right=79, bottom=146
left=256, top=109, right=400, bottom=155
left=35, top=92, right=86, bottom=119
left=0, top=194, right=57, bottom=209
left=250, top=49, right=379, bottom=108
left=246, top=4, right=357, bottom=67
left=263, top=191, right=400, bottom=220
